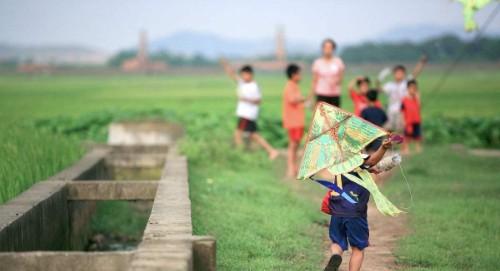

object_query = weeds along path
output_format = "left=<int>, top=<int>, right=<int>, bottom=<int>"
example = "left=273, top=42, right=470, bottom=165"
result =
left=275, top=151, right=407, bottom=271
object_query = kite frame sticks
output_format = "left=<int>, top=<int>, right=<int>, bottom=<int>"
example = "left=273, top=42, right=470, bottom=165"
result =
left=299, top=102, right=390, bottom=175
left=305, top=102, right=391, bottom=143
left=298, top=102, right=414, bottom=215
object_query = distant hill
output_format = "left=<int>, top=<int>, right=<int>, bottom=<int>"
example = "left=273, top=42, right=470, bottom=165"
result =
left=0, top=44, right=109, bottom=65
left=149, top=26, right=500, bottom=59
left=150, top=31, right=316, bottom=59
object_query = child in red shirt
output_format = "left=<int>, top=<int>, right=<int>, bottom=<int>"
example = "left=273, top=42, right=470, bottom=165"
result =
left=401, top=79, right=422, bottom=154
left=282, top=64, right=306, bottom=178
left=349, top=76, right=382, bottom=116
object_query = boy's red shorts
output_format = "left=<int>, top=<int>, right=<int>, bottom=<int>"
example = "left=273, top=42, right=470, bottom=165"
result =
left=287, top=127, right=304, bottom=142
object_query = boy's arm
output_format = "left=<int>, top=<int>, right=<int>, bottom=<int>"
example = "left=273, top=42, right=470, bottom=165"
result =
left=411, top=54, right=428, bottom=79
left=287, top=88, right=306, bottom=105
left=365, top=139, right=392, bottom=167
left=307, top=72, right=319, bottom=101
left=375, top=79, right=382, bottom=91
left=239, top=97, right=261, bottom=104
left=348, top=77, right=358, bottom=92
left=289, top=96, right=306, bottom=105
left=219, top=58, right=238, bottom=82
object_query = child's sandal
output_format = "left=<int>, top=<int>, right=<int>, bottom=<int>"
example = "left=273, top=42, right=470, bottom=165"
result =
left=324, top=254, right=342, bottom=271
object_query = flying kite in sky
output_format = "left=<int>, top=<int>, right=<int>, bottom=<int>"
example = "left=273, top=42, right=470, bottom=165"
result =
left=297, top=102, right=403, bottom=216
left=457, top=0, right=494, bottom=31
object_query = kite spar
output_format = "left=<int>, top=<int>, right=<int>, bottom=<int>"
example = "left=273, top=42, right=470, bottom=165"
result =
left=297, top=102, right=403, bottom=216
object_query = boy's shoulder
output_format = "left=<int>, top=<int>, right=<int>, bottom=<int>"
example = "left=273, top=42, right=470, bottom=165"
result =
left=239, top=80, right=259, bottom=89
left=284, top=80, right=298, bottom=90
left=362, top=106, right=386, bottom=116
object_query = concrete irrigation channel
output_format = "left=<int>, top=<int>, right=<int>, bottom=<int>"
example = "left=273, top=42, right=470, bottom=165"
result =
left=0, top=121, right=216, bottom=271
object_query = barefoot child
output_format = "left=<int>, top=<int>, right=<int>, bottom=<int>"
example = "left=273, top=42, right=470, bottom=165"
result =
left=401, top=79, right=422, bottom=154
left=220, top=59, right=279, bottom=159
left=282, top=63, right=306, bottom=178
left=323, top=138, right=394, bottom=271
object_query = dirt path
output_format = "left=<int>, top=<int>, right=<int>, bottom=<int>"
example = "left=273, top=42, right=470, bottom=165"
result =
left=322, top=172, right=408, bottom=271
left=325, top=204, right=407, bottom=271
left=451, top=144, right=500, bottom=158
left=275, top=151, right=407, bottom=270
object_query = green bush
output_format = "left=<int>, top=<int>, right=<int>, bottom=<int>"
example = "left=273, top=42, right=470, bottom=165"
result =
left=424, top=116, right=500, bottom=148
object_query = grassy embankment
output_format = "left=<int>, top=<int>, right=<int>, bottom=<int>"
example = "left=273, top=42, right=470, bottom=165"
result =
left=0, top=68, right=499, bottom=269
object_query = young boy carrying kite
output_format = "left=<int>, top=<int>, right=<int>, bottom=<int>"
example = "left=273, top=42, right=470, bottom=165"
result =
left=296, top=102, right=404, bottom=271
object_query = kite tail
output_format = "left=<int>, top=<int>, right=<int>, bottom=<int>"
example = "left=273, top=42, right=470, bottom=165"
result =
left=343, top=170, right=404, bottom=216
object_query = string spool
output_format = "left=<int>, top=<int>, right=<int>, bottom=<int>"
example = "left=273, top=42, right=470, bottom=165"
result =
left=372, top=153, right=402, bottom=172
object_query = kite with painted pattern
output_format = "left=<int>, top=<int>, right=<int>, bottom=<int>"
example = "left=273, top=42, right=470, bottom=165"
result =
left=297, top=102, right=403, bottom=216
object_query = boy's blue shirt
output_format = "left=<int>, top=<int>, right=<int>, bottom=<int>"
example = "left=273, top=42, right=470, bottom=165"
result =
left=329, top=172, right=370, bottom=218
left=361, top=106, right=388, bottom=127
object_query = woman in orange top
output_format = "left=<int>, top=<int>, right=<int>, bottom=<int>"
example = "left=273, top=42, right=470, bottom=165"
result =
left=282, top=64, right=306, bottom=178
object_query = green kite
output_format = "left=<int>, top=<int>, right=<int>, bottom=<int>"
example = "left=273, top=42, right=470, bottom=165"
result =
left=457, top=0, right=493, bottom=31
left=297, top=102, right=403, bottom=216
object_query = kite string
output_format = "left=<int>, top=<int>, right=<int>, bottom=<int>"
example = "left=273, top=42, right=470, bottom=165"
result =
left=392, top=146, right=414, bottom=210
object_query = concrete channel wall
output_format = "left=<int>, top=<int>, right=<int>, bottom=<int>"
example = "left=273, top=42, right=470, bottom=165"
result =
left=0, top=141, right=215, bottom=270
left=0, top=148, right=109, bottom=252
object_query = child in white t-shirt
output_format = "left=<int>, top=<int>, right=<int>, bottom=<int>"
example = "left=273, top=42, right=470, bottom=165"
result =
left=220, top=59, right=279, bottom=160
left=380, top=55, right=427, bottom=132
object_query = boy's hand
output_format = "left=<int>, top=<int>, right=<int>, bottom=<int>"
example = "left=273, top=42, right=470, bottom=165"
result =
left=420, top=54, right=428, bottom=63
left=304, top=99, right=311, bottom=108
left=219, top=57, right=228, bottom=66
left=382, top=138, right=393, bottom=150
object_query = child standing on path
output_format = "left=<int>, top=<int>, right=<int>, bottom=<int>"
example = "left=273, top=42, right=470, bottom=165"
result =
left=323, top=139, right=394, bottom=271
left=282, top=64, right=306, bottom=178
left=401, top=79, right=422, bottom=154
left=220, top=59, right=279, bottom=160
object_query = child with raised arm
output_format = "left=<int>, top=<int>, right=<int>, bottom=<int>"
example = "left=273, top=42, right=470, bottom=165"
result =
left=381, top=55, right=427, bottom=132
left=220, top=59, right=279, bottom=160
left=348, top=76, right=382, bottom=116
left=323, top=138, right=393, bottom=271
left=401, top=79, right=422, bottom=154
left=282, top=64, right=306, bottom=178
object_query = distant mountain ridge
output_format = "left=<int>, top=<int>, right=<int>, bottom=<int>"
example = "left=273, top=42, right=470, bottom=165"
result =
left=2, top=23, right=499, bottom=64
left=150, top=25, right=500, bottom=58
left=150, top=30, right=316, bottom=59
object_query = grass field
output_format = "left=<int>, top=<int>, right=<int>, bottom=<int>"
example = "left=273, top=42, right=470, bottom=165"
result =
left=0, top=67, right=499, bottom=270
left=387, top=147, right=500, bottom=270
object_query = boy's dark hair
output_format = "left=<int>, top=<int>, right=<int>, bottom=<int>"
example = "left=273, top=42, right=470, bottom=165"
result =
left=286, top=63, right=301, bottom=79
left=366, top=89, right=379, bottom=102
left=407, top=79, right=418, bottom=87
left=393, top=65, right=406, bottom=73
left=239, top=65, right=253, bottom=74
left=322, top=38, right=337, bottom=50
left=356, top=76, right=371, bottom=87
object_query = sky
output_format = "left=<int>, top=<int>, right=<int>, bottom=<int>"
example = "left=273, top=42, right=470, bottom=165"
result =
left=0, top=0, right=499, bottom=52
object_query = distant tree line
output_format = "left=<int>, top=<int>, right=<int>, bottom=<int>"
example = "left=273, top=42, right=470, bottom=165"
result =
left=340, top=34, right=500, bottom=63
left=107, top=50, right=214, bottom=67
left=107, top=34, right=500, bottom=67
